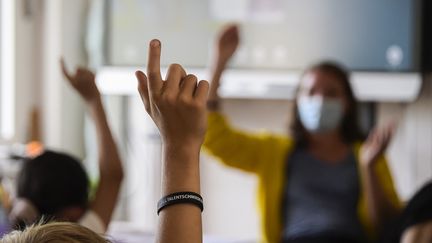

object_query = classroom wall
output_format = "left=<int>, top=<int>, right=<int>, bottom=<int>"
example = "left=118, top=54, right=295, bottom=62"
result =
left=12, top=0, right=39, bottom=143
left=6, top=0, right=87, bottom=158
left=378, top=75, right=432, bottom=200
left=40, top=0, right=87, bottom=157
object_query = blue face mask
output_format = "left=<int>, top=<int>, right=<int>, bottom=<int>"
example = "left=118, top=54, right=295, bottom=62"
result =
left=297, top=96, right=343, bottom=133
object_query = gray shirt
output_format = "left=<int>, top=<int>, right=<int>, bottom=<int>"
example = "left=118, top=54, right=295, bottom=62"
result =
left=282, top=148, right=365, bottom=240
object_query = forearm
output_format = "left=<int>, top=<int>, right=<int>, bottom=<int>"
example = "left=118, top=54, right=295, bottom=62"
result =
left=87, top=97, right=123, bottom=181
left=156, top=145, right=202, bottom=243
left=360, top=164, right=398, bottom=229
left=208, top=58, right=226, bottom=108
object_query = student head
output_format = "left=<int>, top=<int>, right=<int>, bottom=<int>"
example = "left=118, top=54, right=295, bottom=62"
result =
left=0, top=222, right=110, bottom=243
left=291, top=61, right=364, bottom=145
left=14, top=150, right=89, bottom=225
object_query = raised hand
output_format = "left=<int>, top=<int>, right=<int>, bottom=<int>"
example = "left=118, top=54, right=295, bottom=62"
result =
left=136, top=40, right=210, bottom=149
left=360, top=123, right=396, bottom=168
left=136, top=39, right=207, bottom=243
left=60, top=59, right=100, bottom=103
left=208, top=25, right=240, bottom=107
left=215, top=24, right=240, bottom=66
left=61, top=58, right=123, bottom=229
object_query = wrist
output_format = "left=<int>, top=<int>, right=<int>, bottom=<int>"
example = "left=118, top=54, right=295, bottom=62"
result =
left=162, top=144, right=201, bottom=195
left=163, top=143, right=201, bottom=161
left=361, top=156, right=379, bottom=168
left=80, top=88, right=101, bottom=103
left=359, top=161, right=375, bottom=176
left=164, top=137, right=203, bottom=152
left=86, top=95, right=103, bottom=108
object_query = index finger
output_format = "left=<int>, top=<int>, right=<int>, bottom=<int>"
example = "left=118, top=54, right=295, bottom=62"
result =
left=60, top=58, right=74, bottom=81
left=147, top=39, right=163, bottom=92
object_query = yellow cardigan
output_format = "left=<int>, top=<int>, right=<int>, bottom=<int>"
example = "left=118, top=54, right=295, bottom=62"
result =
left=204, top=112, right=400, bottom=243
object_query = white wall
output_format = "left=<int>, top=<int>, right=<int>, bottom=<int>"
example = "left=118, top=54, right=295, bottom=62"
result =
left=40, top=0, right=87, bottom=157
left=8, top=0, right=87, bottom=158
left=12, top=0, right=39, bottom=143
left=379, top=75, right=432, bottom=200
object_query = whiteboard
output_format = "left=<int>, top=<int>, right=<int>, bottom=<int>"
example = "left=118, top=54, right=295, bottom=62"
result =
left=107, top=0, right=419, bottom=71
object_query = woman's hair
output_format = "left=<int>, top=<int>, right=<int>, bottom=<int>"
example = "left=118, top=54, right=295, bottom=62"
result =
left=290, top=61, right=365, bottom=146
left=16, top=150, right=89, bottom=216
left=0, top=222, right=110, bottom=243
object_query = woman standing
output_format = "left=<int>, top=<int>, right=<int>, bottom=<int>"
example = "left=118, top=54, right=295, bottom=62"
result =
left=204, top=25, right=401, bottom=243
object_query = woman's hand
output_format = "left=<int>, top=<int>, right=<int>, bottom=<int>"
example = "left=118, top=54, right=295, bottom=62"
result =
left=60, top=59, right=101, bottom=103
left=136, top=40, right=209, bottom=150
left=208, top=24, right=240, bottom=108
left=360, top=123, right=395, bottom=168
left=215, top=24, right=240, bottom=67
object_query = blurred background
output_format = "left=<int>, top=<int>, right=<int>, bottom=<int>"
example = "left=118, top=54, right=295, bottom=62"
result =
left=0, top=0, right=431, bottom=242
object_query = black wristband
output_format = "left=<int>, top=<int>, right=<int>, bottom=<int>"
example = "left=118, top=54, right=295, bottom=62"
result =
left=157, top=192, right=204, bottom=215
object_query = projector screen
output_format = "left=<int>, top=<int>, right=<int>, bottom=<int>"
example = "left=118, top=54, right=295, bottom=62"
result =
left=107, top=0, right=421, bottom=71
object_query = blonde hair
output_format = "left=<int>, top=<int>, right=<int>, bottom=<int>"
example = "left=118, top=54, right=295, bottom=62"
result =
left=0, top=222, right=111, bottom=243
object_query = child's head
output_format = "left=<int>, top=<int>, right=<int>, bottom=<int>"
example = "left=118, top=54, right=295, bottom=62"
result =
left=15, top=151, right=89, bottom=223
left=0, top=222, right=110, bottom=243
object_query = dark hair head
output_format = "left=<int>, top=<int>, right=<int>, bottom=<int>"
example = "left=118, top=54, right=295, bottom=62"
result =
left=17, top=150, right=89, bottom=216
left=290, top=61, right=365, bottom=146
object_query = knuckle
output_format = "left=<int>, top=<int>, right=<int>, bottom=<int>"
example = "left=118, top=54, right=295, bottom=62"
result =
left=194, top=100, right=206, bottom=109
left=193, top=100, right=205, bottom=110
left=178, top=95, right=191, bottom=105
left=161, top=94, right=176, bottom=105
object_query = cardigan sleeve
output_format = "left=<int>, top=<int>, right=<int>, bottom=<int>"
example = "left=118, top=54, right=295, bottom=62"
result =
left=203, top=112, right=289, bottom=174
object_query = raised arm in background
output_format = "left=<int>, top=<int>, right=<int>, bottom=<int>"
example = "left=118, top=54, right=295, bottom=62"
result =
left=208, top=24, right=239, bottom=111
left=61, top=60, right=124, bottom=229
left=136, top=39, right=209, bottom=243
left=203, top=24, right=288, bottom=173
left=359, top=123, right=401, bottom=233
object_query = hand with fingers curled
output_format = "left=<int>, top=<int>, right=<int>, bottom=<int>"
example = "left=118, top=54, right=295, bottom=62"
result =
left=60, top=59, right=100, bottom=103
left=135, top=40, right=210, bottom=150
left=136, top=39, right=207, bottom=243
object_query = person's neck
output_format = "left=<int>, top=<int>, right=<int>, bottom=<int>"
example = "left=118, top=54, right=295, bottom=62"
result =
left=309, top=131, right=343, bottom=148
left=307, top=130, right=349, bottom=162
